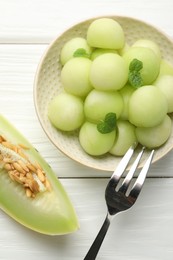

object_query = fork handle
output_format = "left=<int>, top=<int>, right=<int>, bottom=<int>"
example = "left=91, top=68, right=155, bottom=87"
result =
left=83, top=214, right=111, bottom=260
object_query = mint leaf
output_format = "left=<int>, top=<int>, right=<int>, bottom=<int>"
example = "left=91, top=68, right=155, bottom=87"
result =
left=97, top=113, right=117, bottom=134
left=97, top=121, right=113, bottom=134
left=129, top=58, right=143, bottom=72
left=104, top=112, right=117, bottom=129
left=129, top=71, right=143, bottom=88
left=128, top=58, right=143, bottom=88
left=73, top=48, right=90, bottom=58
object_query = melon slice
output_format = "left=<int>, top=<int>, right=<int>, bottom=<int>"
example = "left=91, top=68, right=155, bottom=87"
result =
left=0, top=114, right=79, bottom=235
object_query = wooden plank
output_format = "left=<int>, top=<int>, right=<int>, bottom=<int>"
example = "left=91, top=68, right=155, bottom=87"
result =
left=0, top=178, right=173, bottom=259
left=0, top=44, right=173, bottom=177
left=0, top=0, right=173, bottom=43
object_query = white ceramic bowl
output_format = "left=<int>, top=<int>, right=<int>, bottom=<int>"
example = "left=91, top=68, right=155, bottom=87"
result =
left=34, top=16, right=173, bottom=171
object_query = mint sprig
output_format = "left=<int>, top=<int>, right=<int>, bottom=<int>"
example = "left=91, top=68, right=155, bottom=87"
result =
left=128, top=58, right=143, bottom=88
left=97, top=113, right=117, bottom=134
left=73, top=48, right=90, bottom=58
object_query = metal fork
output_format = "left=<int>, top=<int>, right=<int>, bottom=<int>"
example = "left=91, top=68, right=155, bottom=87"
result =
left=84, top=145, right=154, bottom=260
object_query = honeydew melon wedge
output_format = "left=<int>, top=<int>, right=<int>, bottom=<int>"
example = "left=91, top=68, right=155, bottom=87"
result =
left=0, top=114, right=79, bottom=235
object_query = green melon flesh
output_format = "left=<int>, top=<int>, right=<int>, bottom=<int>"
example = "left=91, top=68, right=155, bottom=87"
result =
left=0, top=114, right=79, bottom=235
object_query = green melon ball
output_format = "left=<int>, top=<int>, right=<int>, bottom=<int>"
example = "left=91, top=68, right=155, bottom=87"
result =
left=123, top=46, right=160, bottom=85
left=153, top=59, right=173, bottom=84
left=132, top=39, right=161, bottom=61
left=157, top=59, right=173, bottom=78
left=109, top=120, right=137, bottom=156
left=136, top=115, right=172, bottom=148
left=84, top=89, right=123, bottom=123
left=61, top=57, right=93, bottom=97
left=87, top=18, right=125, bottom=49
left=79, top=121, right=116, bottom=156
left=128, top=85, right=168, bottom=127
left=154, top=75, right=173, bottom=113
left=48, top=92, right=84, bottom=131
left=60, top=37, right=92, bottom=65
left=90, top=48, right=118, bottom=60
left=89, top=53, right=128, bottom=91
left=119, top=84, right=135, bottom=120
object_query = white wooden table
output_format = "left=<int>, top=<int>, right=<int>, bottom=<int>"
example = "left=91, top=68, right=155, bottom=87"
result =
left=0, top=1, right=173, bottom=259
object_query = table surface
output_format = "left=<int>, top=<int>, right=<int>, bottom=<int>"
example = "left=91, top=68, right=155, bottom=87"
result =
left=0, top=1, right=173, bottom=259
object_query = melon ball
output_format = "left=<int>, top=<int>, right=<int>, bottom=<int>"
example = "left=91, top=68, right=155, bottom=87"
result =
left=89, top=53, right=128, bottom=91
left=109, top=120, right=137, bottom=156
left=48, top=92, right=84, bottom=131
left=60, top=37, right=92, bottom=65
left=84, top=89, right=123, bottom=123
left=79, top=121, right=116, bottom=156
left=136, top=115, right=172, bottom=148
left=61, top=57, right=93, bottom=98
left=128, top=85, right=168, bottom=127
left=87, top=18, right=125, bottom=49
left=123, top=46, right=160, bottom=85
left=154, top=75, right=173, bottom=113
left=132, top=39, right=161, bottom=61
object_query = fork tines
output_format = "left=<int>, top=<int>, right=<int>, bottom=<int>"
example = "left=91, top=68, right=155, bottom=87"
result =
left=111, top=145, right=154, bottom=197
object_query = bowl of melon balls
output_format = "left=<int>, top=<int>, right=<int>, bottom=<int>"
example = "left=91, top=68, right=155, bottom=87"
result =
left=34, top=16, right=173, bottom=171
